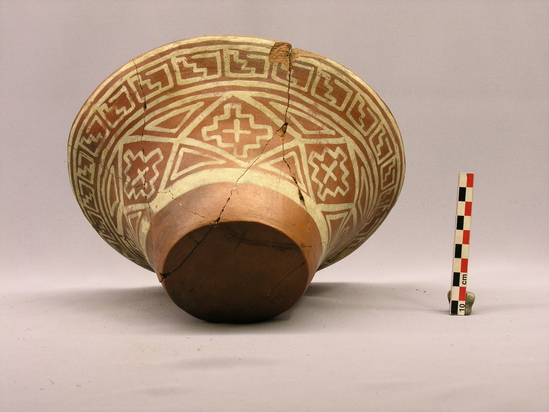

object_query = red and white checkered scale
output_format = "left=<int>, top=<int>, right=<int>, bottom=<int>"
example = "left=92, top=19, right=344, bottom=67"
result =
left=449, top=172, right=474, bottom=315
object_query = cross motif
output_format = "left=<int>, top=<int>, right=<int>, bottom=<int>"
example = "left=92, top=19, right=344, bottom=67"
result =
left=222, top=118, right=251, bottom=143
left=201, top=102, right=272, bottom=159
left=320, top=160, right=339, bottom=183
left=122, top=148, right=164, bottom=200
left=308, top=147, right=350, bottom=201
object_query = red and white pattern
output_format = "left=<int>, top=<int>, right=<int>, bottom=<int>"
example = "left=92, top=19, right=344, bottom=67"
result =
left=449, top=172, right=474, bottom=315
left=68, top=37, right=405, bottom=271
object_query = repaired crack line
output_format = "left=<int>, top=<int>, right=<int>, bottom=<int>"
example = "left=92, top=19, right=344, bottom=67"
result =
left=223, top=227, right=303, bottom=251
left=277, top=45, right=306, bottom=207
left=213, top=113, right=283, bottom=226
left=159, top=224, right=216, bottom=280
left=243, top=242, right=316, bottom=316
left=160, top=114, right=279, bottom=280
left=160, top=42, right=308, bottom=280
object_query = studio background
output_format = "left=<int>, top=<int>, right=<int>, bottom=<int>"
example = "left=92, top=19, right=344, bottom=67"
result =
left=1, top=1, right=547, bottom=411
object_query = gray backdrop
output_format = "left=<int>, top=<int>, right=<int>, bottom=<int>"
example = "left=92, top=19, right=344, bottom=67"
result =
left=1, top=1, right=548, bottom=411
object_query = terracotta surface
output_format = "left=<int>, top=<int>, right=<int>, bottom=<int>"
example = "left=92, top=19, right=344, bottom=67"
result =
left=68, top=35, right=405, bottom=322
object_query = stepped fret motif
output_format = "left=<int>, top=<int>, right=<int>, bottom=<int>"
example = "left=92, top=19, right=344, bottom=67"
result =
left=68, top=37, right=404, bottom=271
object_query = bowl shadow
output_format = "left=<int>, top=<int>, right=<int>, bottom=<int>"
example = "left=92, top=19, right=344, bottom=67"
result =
left=36, top=279, right=442, bottom=334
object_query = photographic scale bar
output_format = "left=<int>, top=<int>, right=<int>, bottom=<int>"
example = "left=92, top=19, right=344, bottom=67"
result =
left=449, top=172, right=475, bottom=315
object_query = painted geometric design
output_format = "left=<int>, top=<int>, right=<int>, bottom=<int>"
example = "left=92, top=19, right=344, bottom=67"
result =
left=77, top=180, right=98, bottom=212
left=347, top=94, right=378, bottom=135
left=312, top=68, right=353, bottom=110
left=122, top=147, right=164, bottom=201
left=272, top=62, right=315, bottom=92
left=257, top=146, right=308, bottom=195
left=323, top=208, right=355, bottom=253
left=68, top=36, right=405, bottom=272
left=449, top=173, right=474, bottom=315
left=370, top=125, right=396, bottom=164
left=225, top=49, right=269, bottom=78
left=76, top=151, right=95, bottom=184
left=286, top=109, right=336, bottom=137
left=99, top=85, right=135, bottom=129
left=308, top=146, right=351, bottom=202
left=105, top=166, right=120, bottom=218
left=172, top=51, right=222, bottom=85
left=169, top=146, right=227, bottom=182
left=201, top=102, right=272, bottom=158
left=80, top=114, right=109, bottom=156
left=132, top=63, right=174, bottom=100
left=146, top=102, right=205, bottom=135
